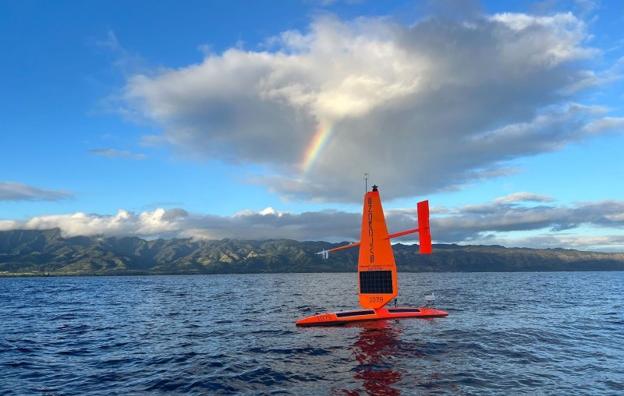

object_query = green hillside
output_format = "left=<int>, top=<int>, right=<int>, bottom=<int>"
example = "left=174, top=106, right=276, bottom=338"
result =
left=1, top=229, right=623, bottom=276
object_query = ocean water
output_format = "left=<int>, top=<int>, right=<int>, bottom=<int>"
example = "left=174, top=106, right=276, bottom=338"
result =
left=1, top=272, right=623, bottom=395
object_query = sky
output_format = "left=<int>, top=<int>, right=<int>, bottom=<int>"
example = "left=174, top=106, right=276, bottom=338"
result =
left=1, top=0, right=623, bottom=251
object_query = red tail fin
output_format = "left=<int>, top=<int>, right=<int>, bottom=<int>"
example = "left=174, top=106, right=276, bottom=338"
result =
left=417, top=200, right=432, bottom=254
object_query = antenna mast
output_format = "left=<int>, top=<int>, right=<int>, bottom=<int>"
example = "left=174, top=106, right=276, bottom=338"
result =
left=364, top=173, right=369, bottom=192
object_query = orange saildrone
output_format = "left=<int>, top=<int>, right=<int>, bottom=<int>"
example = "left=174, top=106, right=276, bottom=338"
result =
left=296, top=184, right=448, bottom=326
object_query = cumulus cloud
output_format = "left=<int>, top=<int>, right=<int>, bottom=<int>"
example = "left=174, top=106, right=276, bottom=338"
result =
left=2, top=193, right=624, bottom=251
left=17, top=208, right=187, bottom=238
left=121, top=11, right=620, bottom=202
left=89, top=148, right=147, bottom=160
left=0, top=182, right=72, bottom=201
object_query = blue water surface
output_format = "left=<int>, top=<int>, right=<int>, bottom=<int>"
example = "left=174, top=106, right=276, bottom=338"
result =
left=1, top=272, right=623, bottom=395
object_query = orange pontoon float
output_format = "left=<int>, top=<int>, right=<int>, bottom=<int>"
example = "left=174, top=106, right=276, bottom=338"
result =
left=296, top=184, right=448, bottom=327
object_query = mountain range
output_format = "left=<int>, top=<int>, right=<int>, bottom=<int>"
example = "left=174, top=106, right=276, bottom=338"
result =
left=1, top=229, right=623, bottom=276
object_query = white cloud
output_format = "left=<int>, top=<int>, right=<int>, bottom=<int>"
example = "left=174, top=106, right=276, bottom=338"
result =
left=0, top=182, right=72, bottom=201
left=20, top=208, right=185, bottom=238
left=89, top=148, right=147, bottom=160
left=583, top=117, right=624, bottom=134
left=258, top=207, right=282, bottom=216
left=2, top=194, right=624, bottom=251
left=95, top=30, right=147, bottom=76
left=120, top=11, right=621, bottom=202
left=494, top=192, right=553, bottom=204
left=488, top=12, right=596, bottom=65
left=0, top=220, right=19, bottom=231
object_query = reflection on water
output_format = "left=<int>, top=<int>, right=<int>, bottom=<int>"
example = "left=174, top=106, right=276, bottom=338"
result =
left=331, top=321, right=406, bottom=395
left=340, top=319, right=452, bottom=395
left=2, top=273, right=624, bottom=395
left=349, top=321, right=402, bottom=396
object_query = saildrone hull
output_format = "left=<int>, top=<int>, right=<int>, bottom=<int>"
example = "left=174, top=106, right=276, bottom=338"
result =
left=296, top=307, right=448, bottom=327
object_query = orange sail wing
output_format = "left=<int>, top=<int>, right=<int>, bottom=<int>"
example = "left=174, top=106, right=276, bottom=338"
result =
left=357, top=187, right=398, bottom=309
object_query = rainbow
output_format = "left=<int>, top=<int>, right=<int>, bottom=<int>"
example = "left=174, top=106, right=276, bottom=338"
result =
left=301, top=121, right=334, bottom=173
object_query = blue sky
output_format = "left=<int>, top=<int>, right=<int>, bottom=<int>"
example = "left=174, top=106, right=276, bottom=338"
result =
left=1, top=0, right=623, bottom=250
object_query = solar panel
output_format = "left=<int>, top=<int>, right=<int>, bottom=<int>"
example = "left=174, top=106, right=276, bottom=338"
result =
left=359, top=270, right=393, bottom=294
left=336, top=310, right=375, bottom=318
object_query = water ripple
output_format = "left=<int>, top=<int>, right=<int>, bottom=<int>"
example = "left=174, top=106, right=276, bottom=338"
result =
left=1, top=272, right=623, bottom=394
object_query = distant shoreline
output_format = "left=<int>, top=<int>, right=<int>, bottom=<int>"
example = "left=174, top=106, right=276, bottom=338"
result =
left=3, top=269, right=624, bottom=278
left=2, top=229, right=624, bottom=276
